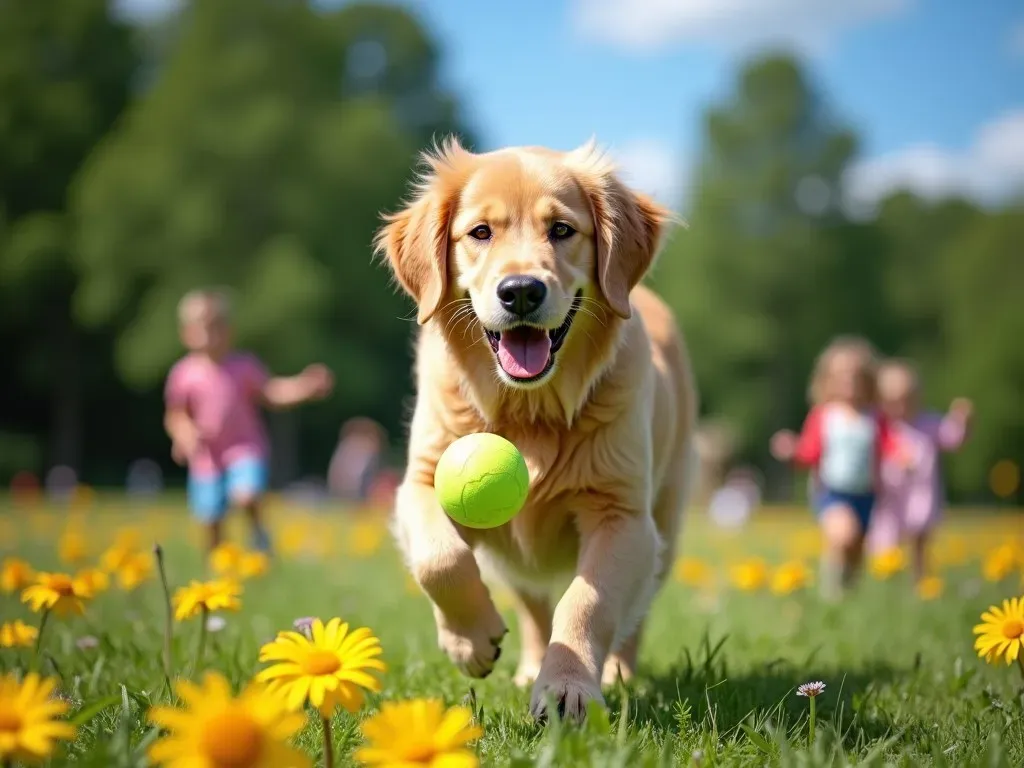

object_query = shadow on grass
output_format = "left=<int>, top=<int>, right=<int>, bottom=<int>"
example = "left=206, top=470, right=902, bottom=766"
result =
left=603, top=633, right=905, bottom=747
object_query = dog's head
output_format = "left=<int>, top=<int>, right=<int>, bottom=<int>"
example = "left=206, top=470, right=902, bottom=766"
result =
left=376, top=138, right=670, bottom=389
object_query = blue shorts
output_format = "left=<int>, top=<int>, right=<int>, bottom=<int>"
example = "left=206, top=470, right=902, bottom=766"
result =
left=814, top=488, right=875, bottom=533
left=188, top=457, right=268, bottom=522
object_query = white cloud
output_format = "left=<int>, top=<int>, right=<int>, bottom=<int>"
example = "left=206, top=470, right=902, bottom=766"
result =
left=572, top=0, right=910, bottom=55
left=1009, top=21, right=1024, bottom=59
left=610, top=139, right=689, bottom=210
left=842, top=110, right=1024, bottom=215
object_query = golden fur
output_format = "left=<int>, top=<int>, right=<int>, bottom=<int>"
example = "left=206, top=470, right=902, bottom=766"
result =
left=376, top=138, right=698, bottom=721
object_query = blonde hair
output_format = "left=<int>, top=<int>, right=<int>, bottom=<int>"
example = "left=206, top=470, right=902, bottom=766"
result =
left=877, top=358, right=920, bottom=399
left=808, top=335, right=879, bottom=405
left=177, top=289, right=231, bottom=326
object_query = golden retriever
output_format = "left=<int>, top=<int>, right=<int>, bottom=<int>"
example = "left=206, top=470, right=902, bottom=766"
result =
left=376, top=138, right=698, bottom=721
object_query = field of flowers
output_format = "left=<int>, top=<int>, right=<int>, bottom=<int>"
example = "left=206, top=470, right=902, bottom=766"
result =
left=1, top=491, right=1022, bottom=767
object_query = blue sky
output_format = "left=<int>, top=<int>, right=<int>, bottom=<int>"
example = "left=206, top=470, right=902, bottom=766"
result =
left=120, top=0, right=1024, bottom=211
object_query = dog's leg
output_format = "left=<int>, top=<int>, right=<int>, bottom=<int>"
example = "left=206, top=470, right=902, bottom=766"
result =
left=510, top=588, right=551, bottom=687
left=394, top=481, right=507, bottom=678
left=530, top=509, right=660, bottom=722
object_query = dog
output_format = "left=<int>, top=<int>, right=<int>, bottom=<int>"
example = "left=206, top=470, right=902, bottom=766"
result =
left=376, top=137, right=698, bottom=721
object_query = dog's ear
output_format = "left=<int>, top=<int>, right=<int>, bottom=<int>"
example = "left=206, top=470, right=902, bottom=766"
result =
left=566, top=141, right=672, bottom=319
left=375, top=138, right=470, bottom=325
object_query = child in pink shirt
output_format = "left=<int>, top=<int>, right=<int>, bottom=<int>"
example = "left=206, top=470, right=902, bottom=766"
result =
left=771, top=336, right=903, bottom=597
left=869, top=360, right=972, bottom=581
left=164, top=289, right=333, bottom=555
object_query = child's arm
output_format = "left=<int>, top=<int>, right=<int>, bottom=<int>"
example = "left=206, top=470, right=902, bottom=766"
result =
left=164, top=364, right=198, bottom=465
left=771, top=407, right=823, bottom=467
left=261, top=363, right=334, bottom=410
left=937, top=398, right=973, bottom=451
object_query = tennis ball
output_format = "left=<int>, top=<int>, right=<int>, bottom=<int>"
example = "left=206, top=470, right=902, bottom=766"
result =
left=434, top=433, right=529, bottom=529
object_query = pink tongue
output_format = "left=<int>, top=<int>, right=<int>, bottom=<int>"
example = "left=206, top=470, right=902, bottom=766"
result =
left=497, top=328, right=552, bottom=378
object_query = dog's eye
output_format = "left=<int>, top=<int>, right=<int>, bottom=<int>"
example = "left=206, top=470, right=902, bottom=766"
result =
left=469, top=224, right=492, bottom=241
left=549, top=222, right=575, bottom=240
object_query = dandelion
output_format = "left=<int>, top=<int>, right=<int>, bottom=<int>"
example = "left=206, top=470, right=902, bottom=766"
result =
left=148, top=672, right=310, bottom=768
left=354, top=699, right=483, bottom=768
left=973, top=595, right=1024, bottom=671
left=0, top=673, right=77, bottom=764
left=1, top=558, right=35, bottom=594
left=257, top=617, right=386, bottom=716
left=771, top=561, right=811, bottom=595
left=210, top=542, right=246, bottom=577
left=729, top=558, right=769, bottom=591
left=173, top=579, right=241, bottom=674
left=348, top=520, right=386, bottom=558
left=172, top=580, right=242, bottom=622
left=100, top=529, right=144, bottom=573
left=869, top=548, right=906, bottom=580
left=796, top=681, right=825, bottom=747
left=982, top=544, right=1022, bottom=582
left=21, top=572, right=93, bottom=617
left=238, top=551, right=270, bottom=580
left=76, top=568, right=110, bottom=594
left=0, top=620, right=38, bottom=648
left=674, top=557, right=712, bottom=588
left=115, top=551, right=154, bottom=591
left=205, top=615, right=227, bottom=633
left=57, top=527, right=89, bottom=566
left=916, top=576, right=944, bottom=600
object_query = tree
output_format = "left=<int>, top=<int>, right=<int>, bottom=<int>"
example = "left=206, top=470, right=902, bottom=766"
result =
left=651, top=54, right=867, bottom=490
left=72, top=0, right=473, bottom=481
left=0, top=0, right=137, bottom=477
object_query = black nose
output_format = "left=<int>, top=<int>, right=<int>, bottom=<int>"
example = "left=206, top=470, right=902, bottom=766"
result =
left=497, top=275, right=547, bottom=317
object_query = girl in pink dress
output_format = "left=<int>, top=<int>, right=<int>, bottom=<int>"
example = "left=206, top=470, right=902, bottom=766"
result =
left=869, top=360, right=973, bottom=581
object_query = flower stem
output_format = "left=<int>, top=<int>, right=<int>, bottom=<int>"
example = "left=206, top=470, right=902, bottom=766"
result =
left=808, top=695, right=816, bottom=747
left=31, top=608, right=51, bottom=672
left=1017, top=654, right=1024, bottom=682
left=322, top=715, right=334, bottom=768
left=154, top=544, right=174, bottom=697
left=193, top=606, right=209, bottom=676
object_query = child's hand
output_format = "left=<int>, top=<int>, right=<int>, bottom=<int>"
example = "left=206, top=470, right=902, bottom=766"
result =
left=171, top=433, right=197, bottom=466
left=949, top=397, right=973, bottom=422
left=770, top=430, right=797, bottom=462
left=302, top=363, right=334, bottom=400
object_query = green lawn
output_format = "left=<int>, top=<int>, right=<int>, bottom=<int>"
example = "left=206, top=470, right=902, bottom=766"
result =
left=1, top=501, right=1022, bottom=767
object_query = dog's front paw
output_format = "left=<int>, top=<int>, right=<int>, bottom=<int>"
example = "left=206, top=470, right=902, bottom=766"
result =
left=435, top=605, right=507, bottom=679
left=529, top=649, right=605, bottom=723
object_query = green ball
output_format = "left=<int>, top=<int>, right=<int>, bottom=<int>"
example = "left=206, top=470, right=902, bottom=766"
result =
left=434, top=433, right=529, bottom=529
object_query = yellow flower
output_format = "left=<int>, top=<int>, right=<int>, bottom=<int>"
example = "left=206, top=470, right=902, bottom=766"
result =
left=916, top=576, right=944, bottom=601
left=147, top=672, right=310, bottom=768
left=982, top=543, right=1022, bottom=582
left=674, top=557, right=712, bottom=588
left=0, top=620, right=38, bottom=648
left=934, top=536, right=968, bottom=567
left=355, top=699, right=482, bottom=768
left=771, top=561, right=811, bottom=595
left=238, top=551, right=270, bottom=580
left=100, top=528, right=143, bottom=572
left=210, top=542, right=245, bottom=577
left=21, top=572, right=94, bottom=616
left=279, top=522, right=308, bottom=557
left=973, top=595, right=1024, bottom=665
left=57, top=528, right=89, bottom=566
left=0, top=673, right=76, bottom=763
left=257, top=617, right=385, bottom=717
left=76, top=568, right=110, bottom=594
left=348, top=520, right=386, bottom=558
left=115, top=551, right=153, bottom=591
left=730, top=558, right=769, bottom=591
left=172, top=580, right=242, bottom=621
left=1, top=558, right=35, bottom=594
left=869, top=548, right=907, bottom=580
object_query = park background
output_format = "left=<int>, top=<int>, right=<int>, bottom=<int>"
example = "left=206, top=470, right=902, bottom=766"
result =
left=1, top=0, right=1022, bottom=505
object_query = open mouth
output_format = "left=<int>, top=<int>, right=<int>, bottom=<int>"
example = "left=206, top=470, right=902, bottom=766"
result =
left=483, top=291, right=582, bottom=382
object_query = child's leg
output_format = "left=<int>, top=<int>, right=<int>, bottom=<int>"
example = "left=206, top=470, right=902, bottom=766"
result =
left=225, top=457, right=272, bottom=553
left=911, top=530, right=930, bottom=582
left=819, top=502, right=865, bottom=597
left=188, top=472, right=228, bottom=557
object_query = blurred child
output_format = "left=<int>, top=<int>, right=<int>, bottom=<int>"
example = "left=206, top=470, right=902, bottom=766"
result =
left=869, top=359, right=973, bottom=580
left=164, top=289, right=333, bottom=556
left=770, top=336, right=903, bottom=598
left=327, top=417, right=387, bottom=505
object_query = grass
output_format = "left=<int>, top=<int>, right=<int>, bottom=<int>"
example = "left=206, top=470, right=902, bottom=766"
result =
left=1, top=498, right=1023, bottom=767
